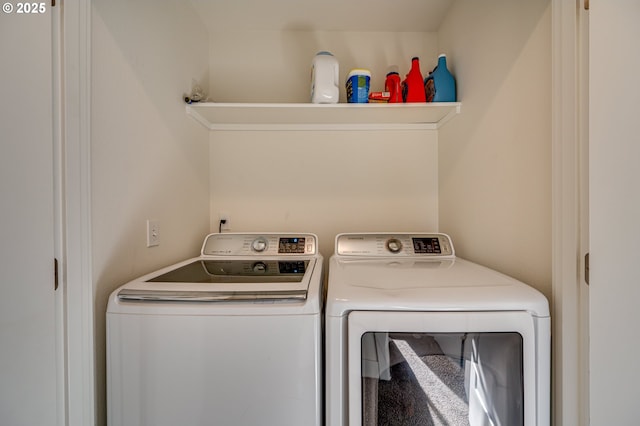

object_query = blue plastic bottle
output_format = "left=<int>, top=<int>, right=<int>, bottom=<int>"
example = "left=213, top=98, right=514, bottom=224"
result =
left=424, top=54, right=456, bottom=102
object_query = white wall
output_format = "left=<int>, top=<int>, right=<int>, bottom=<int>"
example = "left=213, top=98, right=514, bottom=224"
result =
left=209, top=130, right=439, bottom=258
left=91, top=1, right=210, bottom=424
left=438, top=0, right=552, bottom=298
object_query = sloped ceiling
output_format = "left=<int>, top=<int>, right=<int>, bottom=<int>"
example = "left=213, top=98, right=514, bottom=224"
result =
left=189, top=0, right=453, bottom=32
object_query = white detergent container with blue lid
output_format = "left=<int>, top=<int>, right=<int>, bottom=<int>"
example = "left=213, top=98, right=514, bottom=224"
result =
left=311, top=51, right=339, bottom=104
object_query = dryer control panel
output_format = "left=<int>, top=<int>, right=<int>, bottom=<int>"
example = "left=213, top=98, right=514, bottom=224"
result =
left=336, top=233, right=454, bottom=258
left=202, top=233, right=317, bottom=256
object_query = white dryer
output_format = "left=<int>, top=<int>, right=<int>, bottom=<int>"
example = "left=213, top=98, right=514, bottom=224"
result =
left=325, top=233, right=550, bottom=426
left=107, top=233, right=323, bottom=426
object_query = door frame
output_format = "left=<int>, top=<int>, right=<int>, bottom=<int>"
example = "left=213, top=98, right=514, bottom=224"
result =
left=62, top=1, right=96, bottom=425
left=551, top=0, right=587, bottom=425
left=62, top=0, right=583, bottom=424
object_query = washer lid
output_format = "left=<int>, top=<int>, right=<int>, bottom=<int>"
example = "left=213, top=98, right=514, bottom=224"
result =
left=117, top=288, right=308, bottom=303
left=117, top=257, right=317, bottom=303
left=147, top=259, right=310, bottom=283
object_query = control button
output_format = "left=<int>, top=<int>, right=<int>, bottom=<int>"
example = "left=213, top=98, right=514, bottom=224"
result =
left=251, top=237, right=268, bottom=252
left=252, top=262, right=267, bottom=273
left=385, top=238, right=403, bottom=253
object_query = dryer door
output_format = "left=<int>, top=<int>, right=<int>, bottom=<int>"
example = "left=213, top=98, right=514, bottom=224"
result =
left=347, top=311, right=546, bottom=426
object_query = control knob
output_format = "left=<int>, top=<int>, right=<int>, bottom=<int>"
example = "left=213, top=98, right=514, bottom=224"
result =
left=385, top=238, right=403, bottom=253
left=251, top=237, right=268, bottom=252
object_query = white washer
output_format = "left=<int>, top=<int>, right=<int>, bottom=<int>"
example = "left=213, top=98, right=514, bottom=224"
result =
left=107, top=233, right=323, bottom=426
left=325, top=233, right=550, bottom=426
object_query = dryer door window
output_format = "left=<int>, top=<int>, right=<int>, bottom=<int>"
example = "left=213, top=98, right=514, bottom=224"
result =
left=347, top=311, right=542, bottom=426
left=360, top=331, right=523, bottom=426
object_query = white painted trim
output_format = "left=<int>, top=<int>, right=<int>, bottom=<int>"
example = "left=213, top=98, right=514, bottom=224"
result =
left=55, top=3, right=582, bottom=426
left=63, top=1, right=96, bottom=425
left=576, top=2, right=590, bottom=424
left=551, top=0, right=585, bottom=424
left=52, top=2, right=66, bottom=425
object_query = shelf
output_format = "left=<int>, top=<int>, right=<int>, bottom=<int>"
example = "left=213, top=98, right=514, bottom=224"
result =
left=186, top=102, right=461, bottom=131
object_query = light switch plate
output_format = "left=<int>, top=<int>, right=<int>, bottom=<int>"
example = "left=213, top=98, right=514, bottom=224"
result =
left=147, top=220, right=159, bottom=247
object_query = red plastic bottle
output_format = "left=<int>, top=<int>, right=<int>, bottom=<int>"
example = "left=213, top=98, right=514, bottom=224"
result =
left=385, top=71, right=402, bottom=103
left=402, top=57, right=427, bottom=102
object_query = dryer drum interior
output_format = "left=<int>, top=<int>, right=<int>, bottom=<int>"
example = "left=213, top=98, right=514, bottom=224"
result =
left=360, top=331, right=524, bottom=426
left=347, top=309, right=539, bottom=426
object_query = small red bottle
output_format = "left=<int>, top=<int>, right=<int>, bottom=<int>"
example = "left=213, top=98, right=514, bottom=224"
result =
left=402, top=57, right=427, bottom=103
left=385, top=71, right=402, bottom=103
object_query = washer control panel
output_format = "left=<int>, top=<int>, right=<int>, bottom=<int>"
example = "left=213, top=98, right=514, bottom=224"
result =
left=336, top=233, right=454, bottom=257
left=202, top=233, right=317, bottom=256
